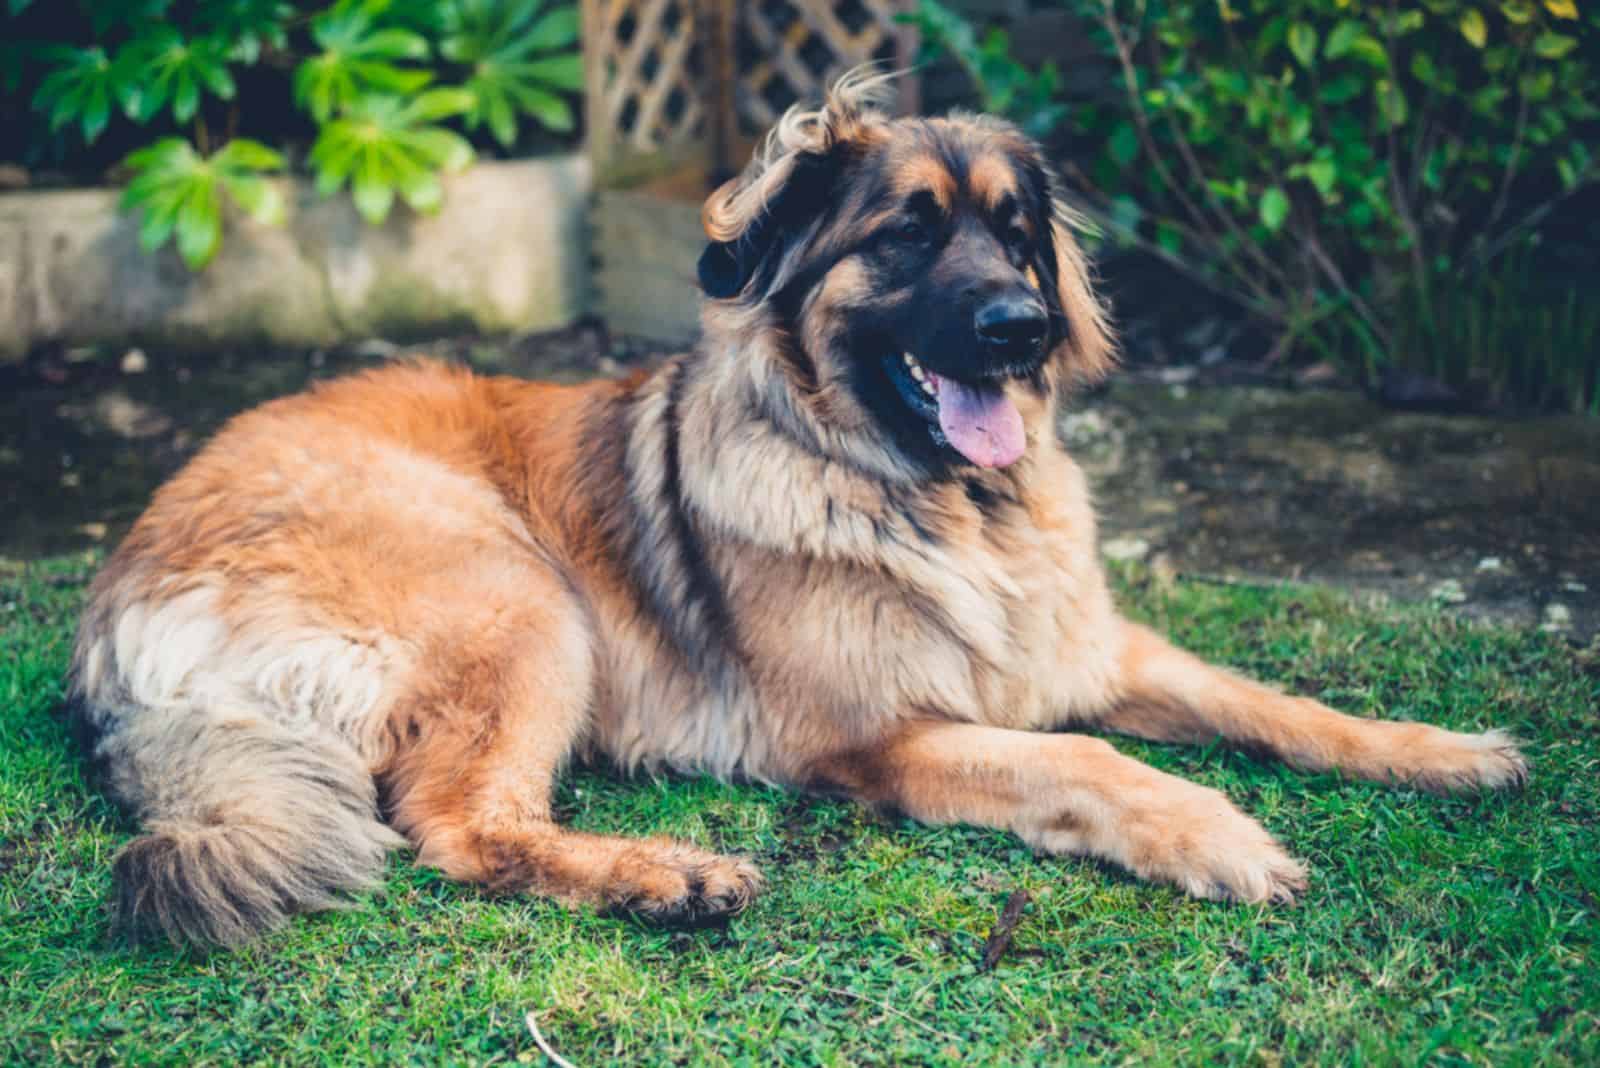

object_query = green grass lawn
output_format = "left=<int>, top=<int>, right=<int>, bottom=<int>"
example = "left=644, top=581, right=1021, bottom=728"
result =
left=2, top=556, right=1597, bottom=1065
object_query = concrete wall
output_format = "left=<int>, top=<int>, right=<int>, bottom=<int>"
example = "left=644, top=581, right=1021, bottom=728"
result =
left=0, top=154, right=591, bottom=359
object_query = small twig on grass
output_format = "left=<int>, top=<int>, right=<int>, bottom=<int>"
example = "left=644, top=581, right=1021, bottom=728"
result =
left=770, top=976, right=965, bottom=1044
left=524, top=1011, right=578, bottom=1068
left=979, top=890, right=1031, bottom=972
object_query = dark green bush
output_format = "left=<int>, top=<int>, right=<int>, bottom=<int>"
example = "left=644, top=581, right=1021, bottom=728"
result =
left=1, top=0, right=582, bottom=269
left=908, top=0, right=1599, bottom=412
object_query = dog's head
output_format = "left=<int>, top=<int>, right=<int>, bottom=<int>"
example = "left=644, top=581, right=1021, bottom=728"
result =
left=698, top=71, right=1113, bottom=474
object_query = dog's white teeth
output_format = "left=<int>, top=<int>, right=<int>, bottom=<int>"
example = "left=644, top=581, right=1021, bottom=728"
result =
left=901, top=351, right=936, bottom=397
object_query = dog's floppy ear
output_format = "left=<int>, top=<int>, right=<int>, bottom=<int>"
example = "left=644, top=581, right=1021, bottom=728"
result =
left=698, top=69, right=892, bottom=301
left=697, top=159, right=817, bottom=300
left=1018, top=154, right=1117, bottom=384
left=697, top=217, right=762, bottom=300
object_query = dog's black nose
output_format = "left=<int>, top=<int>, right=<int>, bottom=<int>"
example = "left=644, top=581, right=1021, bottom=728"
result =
left=975, top=298, right=1048, bottom=353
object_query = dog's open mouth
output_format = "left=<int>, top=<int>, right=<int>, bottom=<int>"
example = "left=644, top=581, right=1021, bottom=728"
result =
left=885, top=351, right=1026, bottom=469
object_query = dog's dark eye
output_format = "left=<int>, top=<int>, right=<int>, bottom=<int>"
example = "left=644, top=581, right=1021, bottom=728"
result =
left=1006, top=225, right=1031, bottom=249
left=896, top=218, right=929, bottom=244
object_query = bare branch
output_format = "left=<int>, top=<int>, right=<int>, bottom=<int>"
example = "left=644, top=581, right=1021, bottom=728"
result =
left=1304, top=231, right=1391, bottom=350
left=1483, top=91, right=1531, bottom=238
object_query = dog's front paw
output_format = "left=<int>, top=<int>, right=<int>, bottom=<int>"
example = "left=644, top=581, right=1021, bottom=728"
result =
left=1127, top=784, right=1308, bottom=906
left=1375, top=724, right=1529, bottom=793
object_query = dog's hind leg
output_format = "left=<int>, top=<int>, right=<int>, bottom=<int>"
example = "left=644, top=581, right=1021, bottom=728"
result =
left=377, top=563, right=762, bottom=926
left=1088, top=621, right=1527, bottom=792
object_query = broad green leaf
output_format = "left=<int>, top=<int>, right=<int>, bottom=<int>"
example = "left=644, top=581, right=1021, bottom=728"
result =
left=398, top=168, right=444, bottom=214
left=403, top=127, right=474, bottom=170
left=81, top=83, right=110, bottom=142
left=175, top=181, right=222, bottom=269
left=1306, top=159, right=1337, bottom=198
left=1288, top=23, right=1318, bottom=68
left=136, top=190, right=184, bottom=253
left=1459, top=9, right=1487, bottom=47
left=314, top=165, right=347, bottom=198
left=352, top=168, right=397, bottom=224
left=359, top=29, right=430, bottom=60
left=122, top=136, right=196, bottom=174
left=1333, top=33, right=1391, bottom=68
left=1155, top=221, right=1182, bottom=255
left=482, top=85, right=518, bottom=147
left=310, top=132, right=365, bottom=190
left=1471, top=84, right=1511, bottom=113
left=403, top=87, right=474, bottom=122
left=1544, top=0, right=1578, bottom=17
left=348, top=59, right=433, bottom=94
left=1108, top=122, right=1140, bottom=167
left=214, top=139, right=285, bottom=172
left=173, top=72, right=200, bottom=122
left=192, top=55, right=236, bottom=99
left=1320, top=74, right=1365, bottom=104
left=518, top=54, right=584, bottom=91
left=222, top=173, right=286, bottom=226
left=1393, top=9, right=1425, bottom=32
left=525, top=7, right=580, bottom=51
left=1520, top=69, right=1555, bottom=99
left=510, top=87, right=572, bottom=132
left=1259, top=186, right=1290, bottom=231
left=1533, top=33, right=1577, bottom=58
left=1378, top=79, right=1409, bottom=126
left=1324, top=20, right=1362, bottom=58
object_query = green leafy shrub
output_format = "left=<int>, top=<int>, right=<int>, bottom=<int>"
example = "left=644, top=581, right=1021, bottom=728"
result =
left=120, top=138, right=286, bottom=268
left=309, top=87, right=474, bottom=223
left=5, top=0, right=582, bottom=270
left=907, top=0, right=1599, bottom=412
left=441, top=0, right=583, bottom=145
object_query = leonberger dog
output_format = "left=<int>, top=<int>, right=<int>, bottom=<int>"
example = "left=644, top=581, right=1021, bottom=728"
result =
left=70, top=75, right=1526, bottom=947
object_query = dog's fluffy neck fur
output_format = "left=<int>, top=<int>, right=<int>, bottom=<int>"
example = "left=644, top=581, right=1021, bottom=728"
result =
left=611, top=316, right=1044, bottom=693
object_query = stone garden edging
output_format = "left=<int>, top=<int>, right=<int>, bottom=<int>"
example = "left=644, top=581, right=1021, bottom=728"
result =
left=0, top=153, right=592, bottom=360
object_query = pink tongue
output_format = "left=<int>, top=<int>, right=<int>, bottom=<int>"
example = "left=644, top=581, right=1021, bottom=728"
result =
left=932, top=373, right=1026, bottom=468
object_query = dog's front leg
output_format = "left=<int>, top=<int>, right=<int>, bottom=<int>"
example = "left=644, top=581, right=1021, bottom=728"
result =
left=807, top=721, right=1307, bottom=904
left=1093, top=622, right=1528, bottom=792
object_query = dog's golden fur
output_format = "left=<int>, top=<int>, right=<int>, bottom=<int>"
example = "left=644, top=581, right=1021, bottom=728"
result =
left=71, top=75, right=1526, bottom=947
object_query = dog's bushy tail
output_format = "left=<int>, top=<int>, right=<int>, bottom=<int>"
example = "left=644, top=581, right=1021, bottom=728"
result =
left=98, top=712, right=404, bottom=949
